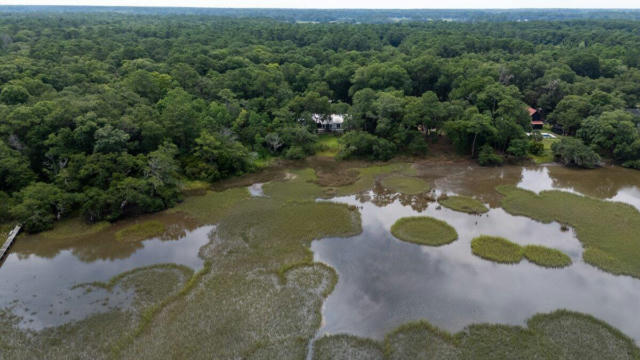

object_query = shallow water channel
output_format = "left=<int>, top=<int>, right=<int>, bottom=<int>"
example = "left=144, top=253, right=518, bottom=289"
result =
left=1, top=163, right=640, bottom=345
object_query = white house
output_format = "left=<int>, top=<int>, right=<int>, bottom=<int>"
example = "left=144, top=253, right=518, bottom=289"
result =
left=312, top=114, right=345, bottom=133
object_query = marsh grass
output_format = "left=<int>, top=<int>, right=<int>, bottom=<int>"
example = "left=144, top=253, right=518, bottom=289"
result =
left=314, top=310, right=639, bottom=360
left=121, top=198, right=362, bottom=359
left=262, top=168, right=328, bottom=200
left=169, top=187, right=250, bottom=224
left=497, top=185, right=640, bottom=278
left=471, top=236, right=523, bottom=264
left=0, top=265, right=192, bottom=360
left=334, top=163, right=416, bottom=196
left=523, top=245, right=572, bottom=268
left=313, top=334, right=384, bottom=360
left=380, top=175, right=431, bottom=195
left=390, top=217, right=458, bottom=246
left=180, top=179, right=210, bottom=196
left=34, top=218, right=111, bottom=240
left=115, top=221, right=166, bottom=242
left=439, top=195, right=489, bottom=214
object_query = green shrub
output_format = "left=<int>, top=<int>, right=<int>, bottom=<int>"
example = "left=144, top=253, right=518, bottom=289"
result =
left=528, top=141, right=545, bottom=155
left=405, top=135, right=429, bottom=155
left=506, top=139, right=528, bottom=159
left=0, top=191, right=12, bottom=223
left=284, top=145, right=307, bottom=159
left=477, top=144, right=504, bottom=166
left=338, top=131, right=396, bottom=161
left=551, top=138, right=600, bottom=168
left=622, top=159, right=640, bottom=169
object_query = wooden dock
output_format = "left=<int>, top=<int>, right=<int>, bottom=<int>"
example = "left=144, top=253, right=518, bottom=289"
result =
left=0, top=225, right=21, bottom=266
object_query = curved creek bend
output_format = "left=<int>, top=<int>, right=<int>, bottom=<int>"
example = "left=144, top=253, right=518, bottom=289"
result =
left=2, top=163, right=640, bottom=345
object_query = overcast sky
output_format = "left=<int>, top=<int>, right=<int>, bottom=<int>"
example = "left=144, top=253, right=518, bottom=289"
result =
left=1, top=0, right=639, bottom=9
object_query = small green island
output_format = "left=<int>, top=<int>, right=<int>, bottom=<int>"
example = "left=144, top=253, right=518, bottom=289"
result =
left=439, top=196, right=489, bottom=214
left=471, top=235, right=572, bottom=268
left=390, top=216, right=458, bottom=246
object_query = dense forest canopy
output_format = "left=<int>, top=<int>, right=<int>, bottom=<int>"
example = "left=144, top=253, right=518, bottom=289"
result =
left=0, top=10, right=639, bottom=232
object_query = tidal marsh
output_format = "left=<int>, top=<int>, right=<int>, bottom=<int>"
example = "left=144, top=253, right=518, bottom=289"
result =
left=313, top=310, right=640, bottom=360
left=115, top=221, right=166, bottom=242
left=390, top=217, right=458, bottom=246
left=498, top=185, right=640, bottom=278
left=380, top=175, right=431, bottom=195
left=3, top=163, right=640, bottom=359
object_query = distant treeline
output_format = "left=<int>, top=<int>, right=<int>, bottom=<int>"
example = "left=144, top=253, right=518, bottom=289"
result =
left=3, top=7, right=640, bottom=23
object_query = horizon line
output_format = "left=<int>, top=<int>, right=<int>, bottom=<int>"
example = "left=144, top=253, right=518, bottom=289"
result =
left=1, top=4, right=640, bottom=10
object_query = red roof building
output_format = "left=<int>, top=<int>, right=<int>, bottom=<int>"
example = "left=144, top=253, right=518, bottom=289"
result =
left=528, top=106, right=543, bottom=128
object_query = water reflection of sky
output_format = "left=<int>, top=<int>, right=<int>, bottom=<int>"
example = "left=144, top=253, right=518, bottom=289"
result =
left=517, top=165, right=640, bottom=211
left=313, top=193, right=640, bottom=344
left=0, top=225, right=214, bottom=329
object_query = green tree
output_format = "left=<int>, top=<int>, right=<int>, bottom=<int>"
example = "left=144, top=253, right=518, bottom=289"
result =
left=552, top=138, right=601, bottom=168
left=10, top=183, right=75, bottom=232
left=0, top=84, right=29, bottom=105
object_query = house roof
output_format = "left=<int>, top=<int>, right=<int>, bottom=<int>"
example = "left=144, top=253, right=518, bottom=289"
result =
left=527, top=107, right=537, bottom=116
left=312, top=114, right=345, bottom=125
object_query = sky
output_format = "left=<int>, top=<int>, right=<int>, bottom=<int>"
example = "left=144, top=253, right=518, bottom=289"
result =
left=1, top=0, right=639, bottom=9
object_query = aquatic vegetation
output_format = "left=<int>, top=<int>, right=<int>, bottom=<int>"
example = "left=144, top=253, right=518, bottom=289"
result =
left=262, top=168, right=328, bottom=200
left=115, top=221, right=166, bottom=242
left=334, top=163, right=415, bottom=196
left=523, top=245, right=572, bottom=268
left=390, top=217, right=458, bottom=246
left=313, top=334, right=384, bottom=360
left=33, top=217, right=111, bottom=240
left=527, top=310, right=640, bottom=360
left=314, top=310, right=640, bottom=360
left=0, top=265, right=192, bottom=359
left=380, top=175, right=431, bottom=195
left=180, top=179, right=210, bottom=196
left=385, top=321, right=460, bottom=359
left=169, top=187, right=250, bottom=224
left=498, top=185, right=640, bottom=278
left=439, top=195, right=489, bottom=214
left=471, top=236, right=523, bottom=264
left=471, top=236, right=571, bottom=268
left=121, top=198, right=362, bottom=359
